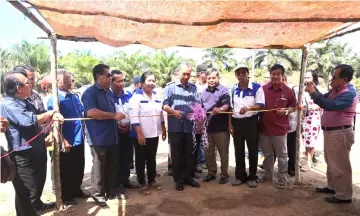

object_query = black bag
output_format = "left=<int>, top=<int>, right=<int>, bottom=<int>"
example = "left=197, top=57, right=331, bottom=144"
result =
left=1, top=146, right=16, bottom=183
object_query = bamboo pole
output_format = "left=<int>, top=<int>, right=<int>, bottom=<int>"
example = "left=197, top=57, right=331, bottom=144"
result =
left=295, top=45, right=310, bottom=184
left=49, top=32, right=64, bottom=210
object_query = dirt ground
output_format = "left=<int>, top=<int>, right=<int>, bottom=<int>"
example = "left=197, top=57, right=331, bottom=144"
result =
left=1, top=118, right=360, bottom=216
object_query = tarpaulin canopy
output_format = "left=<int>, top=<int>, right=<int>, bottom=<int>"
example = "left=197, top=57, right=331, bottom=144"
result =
left=13, top=0, right=360, bottom=49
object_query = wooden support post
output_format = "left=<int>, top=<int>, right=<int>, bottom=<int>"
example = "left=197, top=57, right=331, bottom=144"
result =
left=295, top=45, right=310, bottom=184
left=49, top=32, right=64, bottom=210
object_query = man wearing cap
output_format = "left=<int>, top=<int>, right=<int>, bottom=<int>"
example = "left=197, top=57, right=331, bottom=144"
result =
left=229, top=65, right=264, bottom=188
left=163, top=62, right=200, bottom=191
left=194, top=64, right=209, bottom=171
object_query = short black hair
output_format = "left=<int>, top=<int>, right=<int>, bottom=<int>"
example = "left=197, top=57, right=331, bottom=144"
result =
left=92, top=64, right=110, bottom=81
left=335, top=64, right=354, bottom=82
left=2, top=71, right=27, bottom=97
left=307, top=70, right=319, bottom=86
left=270, top=64, right=285, bottom=75
left=206, top=68, right=220, bottom=77
left=13, top=65, right=35, bottom=73
left=111, top=69, right=124, bottom=82
left=141, top=71, right=156, bottom=83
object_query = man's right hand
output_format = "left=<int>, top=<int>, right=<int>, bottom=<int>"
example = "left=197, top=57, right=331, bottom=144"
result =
left=228, top=124, right=234, bottom=135
left=114, top=112, right=126, bottom=121
left=137, top=132, right=146, bottom=145
left=173, top=110, right=182, bottom=120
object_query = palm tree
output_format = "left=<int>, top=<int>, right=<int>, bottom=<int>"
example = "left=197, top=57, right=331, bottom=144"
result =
left=11, top=41, right=51, bottom=75
left=0, top=47, right=13, bottom=74
left=202, top=48, right=237, bottom=72
left=145, top=50, right=184, bottom=87
left=107, top=51, right=148, bottom=79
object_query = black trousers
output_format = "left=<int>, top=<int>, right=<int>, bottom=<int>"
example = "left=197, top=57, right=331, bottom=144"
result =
left=286, top=131, right=296, bottom=174
left=60, top=144, right=85, bottom=200
left=117, top=133, right=133, bottom=186
left=90, top=145, right=117, bottom=198
left=133, top=137, right=159, bottom=184
left=232, top=117, right=259, bottom=181
left=168, top=132, right=194, bottom=184
left=193, top=134, right=202, bottom=173
left=11, top=150, right=38, bottom=216
left=31, top=150, right=47, bottom=208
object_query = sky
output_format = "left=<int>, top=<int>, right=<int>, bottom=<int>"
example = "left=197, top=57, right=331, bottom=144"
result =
left=1, top=1, right=360, bottom=64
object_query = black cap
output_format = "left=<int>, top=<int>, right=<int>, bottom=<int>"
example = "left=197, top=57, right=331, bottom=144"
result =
left=196, top=64, right=208, bottom=73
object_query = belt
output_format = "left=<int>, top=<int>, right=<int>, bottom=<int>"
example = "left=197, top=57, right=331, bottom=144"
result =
left=232, top=115, right=258, bottom=122
left=321, top=125, right=352, bottom=131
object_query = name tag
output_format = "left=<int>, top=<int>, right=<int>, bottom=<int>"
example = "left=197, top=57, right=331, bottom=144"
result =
left=155, top=100, right=161, bottom=103
left=140, top=100, right=149, bottom=103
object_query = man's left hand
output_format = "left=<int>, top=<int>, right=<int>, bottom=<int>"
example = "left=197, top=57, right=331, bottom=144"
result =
left=305, top=82, right=316, bottom=94
left=52, top=113, right=64, bottom=124
left=276, top=108, right=288, bottom=116
left=119, top=123, right=130, bottom=134
left=212, top=107, right=222, bottom=115
left=239, top=107, right=249, bottom=115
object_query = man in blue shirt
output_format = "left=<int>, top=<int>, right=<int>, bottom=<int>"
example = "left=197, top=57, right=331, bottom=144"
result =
left=1, top=70, right=63, bottom=216
left=110, top=70, right=139, bottom=198
left=48, top=69, right=89, bottom=205
left=163, top=63, right=200, bottom=191
left=81, top=64, right=125, bottom=207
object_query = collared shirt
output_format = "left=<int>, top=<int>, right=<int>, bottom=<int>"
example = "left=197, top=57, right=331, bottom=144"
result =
left=129, top=89, right=165, bottom=138
left=1, top=96, right=46, bottom=153
left=47, top=90, right=84, bottom=146
left=310, top=83, right=358, bottom=127
left=231, top=82, right=265, bottom=119
left=288, top=85, right=299, bottom=133
left=111, top=88, right=133, bottom=126
left=201, top=84, right=230, bottom=133
left=26, top=90, right=46, bottom=114
left=81, top=83, right=118, bottom=146
left=163, top=81, right=198, bottom=133
left=259, top=82, right=296, bottom=136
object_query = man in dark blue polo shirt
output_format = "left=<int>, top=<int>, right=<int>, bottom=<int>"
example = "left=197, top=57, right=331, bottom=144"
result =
left=163, top=63, right=200, bottom=191
left=1, top=70, right=63, bottom=216
left=48, top=69, right=89, bottom=205
left=110, top=70, right=139, bottom=198
left=81, top=64, right=126, bottom=207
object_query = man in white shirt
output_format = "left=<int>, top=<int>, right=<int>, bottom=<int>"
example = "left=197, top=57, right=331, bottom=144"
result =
left=229, top=66, right=265, bottom=188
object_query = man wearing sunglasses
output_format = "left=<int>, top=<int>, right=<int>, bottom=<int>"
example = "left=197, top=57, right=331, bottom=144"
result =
left=306, top=64, right=358, bottom=204
left=82, top=64, right=126, bottom=207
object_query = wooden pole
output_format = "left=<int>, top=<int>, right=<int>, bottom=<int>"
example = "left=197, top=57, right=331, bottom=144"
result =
left=295, top=45, right=309, bottom=184
left=49, top=32, right=64, bottom=210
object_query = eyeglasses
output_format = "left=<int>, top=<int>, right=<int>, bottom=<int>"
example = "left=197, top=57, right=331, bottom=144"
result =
left=101, top=73, right=112, bottom=78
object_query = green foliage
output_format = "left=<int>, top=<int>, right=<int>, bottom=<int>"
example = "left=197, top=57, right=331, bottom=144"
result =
left=202, top=48, right=238, bottom=73
left=58, top=50, right=101, bottom=86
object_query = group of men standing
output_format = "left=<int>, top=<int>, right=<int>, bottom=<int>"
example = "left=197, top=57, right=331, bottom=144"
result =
left=0, top=61, right=357, bottom=216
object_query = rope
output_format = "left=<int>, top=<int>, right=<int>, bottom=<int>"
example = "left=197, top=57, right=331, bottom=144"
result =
left=0, top=121, right=54, bottom=159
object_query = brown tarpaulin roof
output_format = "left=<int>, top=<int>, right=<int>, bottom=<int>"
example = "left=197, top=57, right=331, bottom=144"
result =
left=24, top=0, right=360, bottom=48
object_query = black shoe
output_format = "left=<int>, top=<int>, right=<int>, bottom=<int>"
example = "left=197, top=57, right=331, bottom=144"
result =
left=288, top=170, right=295, bottom=177
left=36, top=202, right=56, bottom=211
left=203, top=174, right=216, bottom=182
left=185, top=178, right=200, bottom=188
left=63, top=199, right=77, bottom=206
left=219, top=176, right=229, bottom=185
left=312, top=156, right=318, bottom=164
left=116, top=186, right=129, bottom=200
left=123, top=180, right=140, bottom=189
left=74, top=190, right=91, bottom=199
left=325, top=196, right=352, bottom=204
left=316, top=187, right=336, bottom=194
left=192, top=173, right=202, bottom=179
left=175, top=183, right=184, bottom=191
left=92, top=196, right=107, bottom=207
